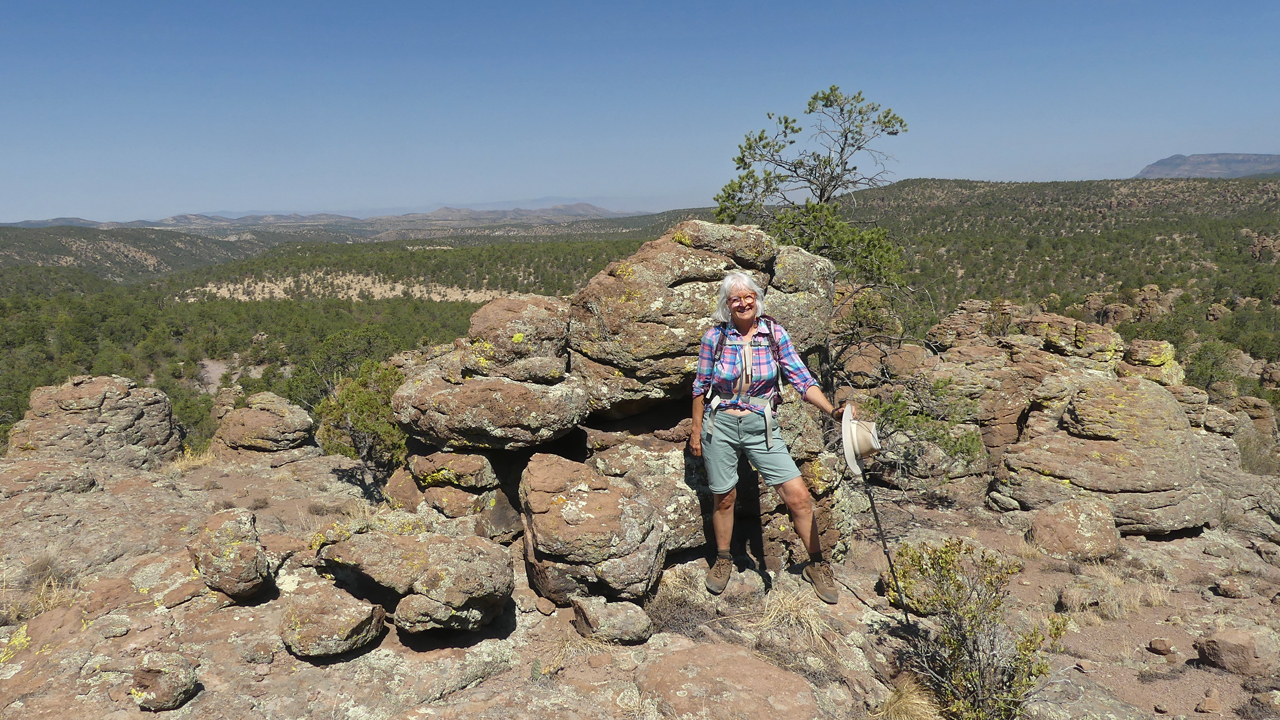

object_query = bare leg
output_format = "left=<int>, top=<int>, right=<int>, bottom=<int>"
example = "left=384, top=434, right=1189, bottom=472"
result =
left=711, top=489, right=737, bottom=552
left=775, top=477, right=820, bottom=555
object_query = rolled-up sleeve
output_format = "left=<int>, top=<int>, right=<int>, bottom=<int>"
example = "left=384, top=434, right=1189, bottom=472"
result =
left=690, top=327, right=720, bottom=397
left=774, top=324, right=817, bottom=394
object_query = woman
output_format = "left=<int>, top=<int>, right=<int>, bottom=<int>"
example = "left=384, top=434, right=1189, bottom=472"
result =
left=689, top=271, right=852, bottom=604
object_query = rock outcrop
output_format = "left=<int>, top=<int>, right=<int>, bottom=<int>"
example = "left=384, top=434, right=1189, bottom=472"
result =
left=213, top=391, right=319, bottom=464
left=3, top=217, right=1279, bottom=720
left=520, top=453, right=667, bottom=602
left=5, top=374, right=181, bottom=470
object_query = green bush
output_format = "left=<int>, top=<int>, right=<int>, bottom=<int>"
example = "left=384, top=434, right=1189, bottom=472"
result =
left=888, top=538, right=1065, bottom=720
left=314, top=360, right=407, bottom=476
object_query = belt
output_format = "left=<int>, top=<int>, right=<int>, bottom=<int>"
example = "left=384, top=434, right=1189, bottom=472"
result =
left=705, top=391, right=778, bottom=449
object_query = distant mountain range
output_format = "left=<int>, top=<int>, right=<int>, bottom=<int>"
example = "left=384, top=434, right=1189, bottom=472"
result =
left=1136, top=153, right=1280, bottom=179
left=0, top=203, right=641, bottom=232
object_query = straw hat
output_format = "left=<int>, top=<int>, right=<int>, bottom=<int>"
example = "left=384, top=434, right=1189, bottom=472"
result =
left=841, top=405, right=880, bottom=477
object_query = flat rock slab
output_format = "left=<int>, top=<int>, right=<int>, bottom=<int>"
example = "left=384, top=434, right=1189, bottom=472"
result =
left=636, top=643, right=819, bottom=720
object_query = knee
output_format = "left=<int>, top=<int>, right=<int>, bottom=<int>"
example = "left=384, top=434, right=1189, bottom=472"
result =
left=783, top=486, right=813, bottom=516
left=714, top=490, right=737, bottom=512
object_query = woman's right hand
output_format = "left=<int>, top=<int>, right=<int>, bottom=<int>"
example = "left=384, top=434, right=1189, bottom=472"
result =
left=688, top=432, right=702, bottom=457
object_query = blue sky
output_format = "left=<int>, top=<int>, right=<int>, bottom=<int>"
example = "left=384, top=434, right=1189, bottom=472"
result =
left=1, top=1, right=1277, bottom=222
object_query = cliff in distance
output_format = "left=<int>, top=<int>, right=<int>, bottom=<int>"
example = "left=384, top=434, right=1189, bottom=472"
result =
left=1136, top=153, right=1280, bottom=179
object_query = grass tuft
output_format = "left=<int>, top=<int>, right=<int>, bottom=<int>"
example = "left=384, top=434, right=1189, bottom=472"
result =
left=873, top=675, right=943, bottom=720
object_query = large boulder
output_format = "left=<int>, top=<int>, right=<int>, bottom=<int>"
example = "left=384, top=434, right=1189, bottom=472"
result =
left=1195, top=624, right=1280, bottom=677
left=1026, top=498, right=1120, bottom=561
left=214, top=391, right=315, bottom=453
left=520, top=453, right=666, bottom=603
left=279, top=567, right=385, bottom=657
left=5, top=375, right=181, bottom=470
left=586, top=431, right=709, bottom=553
left=391, top=296, right=588, bottom=450
left=320, top=529, right=514, bottom=632
left=568, top=220, right=834, bottom=417
left=393, top=373, right=589, bottom=450
left=396, top=534, right=513, bottom=632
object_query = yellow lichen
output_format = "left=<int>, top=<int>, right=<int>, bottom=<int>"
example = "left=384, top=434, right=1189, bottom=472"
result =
left=1, top=625, right=31, bottom=663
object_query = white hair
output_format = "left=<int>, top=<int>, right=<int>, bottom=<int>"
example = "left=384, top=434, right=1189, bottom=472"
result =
left=711, top=271, right=767, bottom=324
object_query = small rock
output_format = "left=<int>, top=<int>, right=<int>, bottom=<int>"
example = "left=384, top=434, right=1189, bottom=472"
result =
left=512, top=588, right=540, bottom=614
left=131, top=652, right=198, bottom=711
left=535, top=597, right=557, bottom=616
left=1154, top=703, right=1168, bottom=714
left=1075, top=660, right=1097, bottom=673
left=239, top=641, right=276, bottom=665
left=1215, top=577, right=1251, bottom=598
left=1195, top=691, right=1222, bottom=714
left=571, top=596, right=653, bottom=644
left=1149, top=638, right=1175, bottom=655
left=1253, top=691, right=1280, bottom=713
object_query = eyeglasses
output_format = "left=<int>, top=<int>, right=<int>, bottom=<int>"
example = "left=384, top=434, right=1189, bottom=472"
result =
left=728, top=294, right=756, bottom=308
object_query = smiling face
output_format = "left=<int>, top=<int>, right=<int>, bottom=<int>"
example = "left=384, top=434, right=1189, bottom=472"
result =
left=727, top=286, right=758, bottom=327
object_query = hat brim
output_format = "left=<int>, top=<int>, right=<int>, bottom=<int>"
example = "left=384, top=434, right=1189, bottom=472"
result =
left=841, top=406, right=880, bottom=476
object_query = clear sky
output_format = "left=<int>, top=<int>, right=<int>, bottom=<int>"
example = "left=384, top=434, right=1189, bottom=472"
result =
left=2, top=1, right=1277, bottom=222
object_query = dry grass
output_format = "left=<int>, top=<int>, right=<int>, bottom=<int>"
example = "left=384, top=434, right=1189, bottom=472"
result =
left=1, top=554, right=79, bottom=625
left=169, top=447, right=216, bottom=474
left=200, top=480, right=223, bottom=491
left=534, top=625, right=614, bottom=678
left=212, top=499, right=236, bottom=511
left=1009, top=538, right=1043, bottom=561
left=248, top=497, right=270, bottom=510
left=644, top=570, right=718, bottom=638
left=873, top=675, right=943, bottom=720
left=745, top=588, right=848, bottom=686
left=308, top=501, right=341, bottom=516
left=750, top=588, right=840, bottom=654
left=1058, top=560, right=1172, bottom=620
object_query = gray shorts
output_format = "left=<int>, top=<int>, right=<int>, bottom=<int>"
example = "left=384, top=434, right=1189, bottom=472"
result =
left=701, top=411, right=803, bottom=495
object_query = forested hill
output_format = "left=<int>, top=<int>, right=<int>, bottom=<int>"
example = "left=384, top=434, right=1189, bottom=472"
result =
left=854, top=177, right=1279, bottom=309
left=0, top=226, right=337, bottom=282
left=0, top=208, right=712, bottom=282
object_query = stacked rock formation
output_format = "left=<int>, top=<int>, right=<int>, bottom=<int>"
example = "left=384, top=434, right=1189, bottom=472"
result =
left=392, top=220, right=860, bottom=597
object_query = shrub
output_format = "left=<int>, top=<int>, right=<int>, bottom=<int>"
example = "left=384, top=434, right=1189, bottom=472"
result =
left=887, top=538, right=1065, bottom=720
left=314, top=359, right=407, bottom=477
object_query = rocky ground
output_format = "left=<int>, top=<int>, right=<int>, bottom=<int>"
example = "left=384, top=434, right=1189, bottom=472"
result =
left=2, top=221, right=1278, bottom=719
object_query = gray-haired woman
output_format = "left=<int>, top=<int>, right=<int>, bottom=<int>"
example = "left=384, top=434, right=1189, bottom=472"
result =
left=689, top=271, right=854, bottom=603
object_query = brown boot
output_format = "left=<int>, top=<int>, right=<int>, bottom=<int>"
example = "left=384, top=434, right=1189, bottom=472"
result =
left=705, top=555, right=733, bottom=595
left=803, top=560, right=839, bottom=604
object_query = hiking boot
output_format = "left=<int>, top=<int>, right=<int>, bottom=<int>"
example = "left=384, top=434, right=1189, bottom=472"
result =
left=705, top=555, right=733, bottom=595
left=803, top=560, right=839, bottom=604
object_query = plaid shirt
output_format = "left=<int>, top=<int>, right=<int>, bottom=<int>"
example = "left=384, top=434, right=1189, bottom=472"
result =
left=691, top=318, right=817, bottom=415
